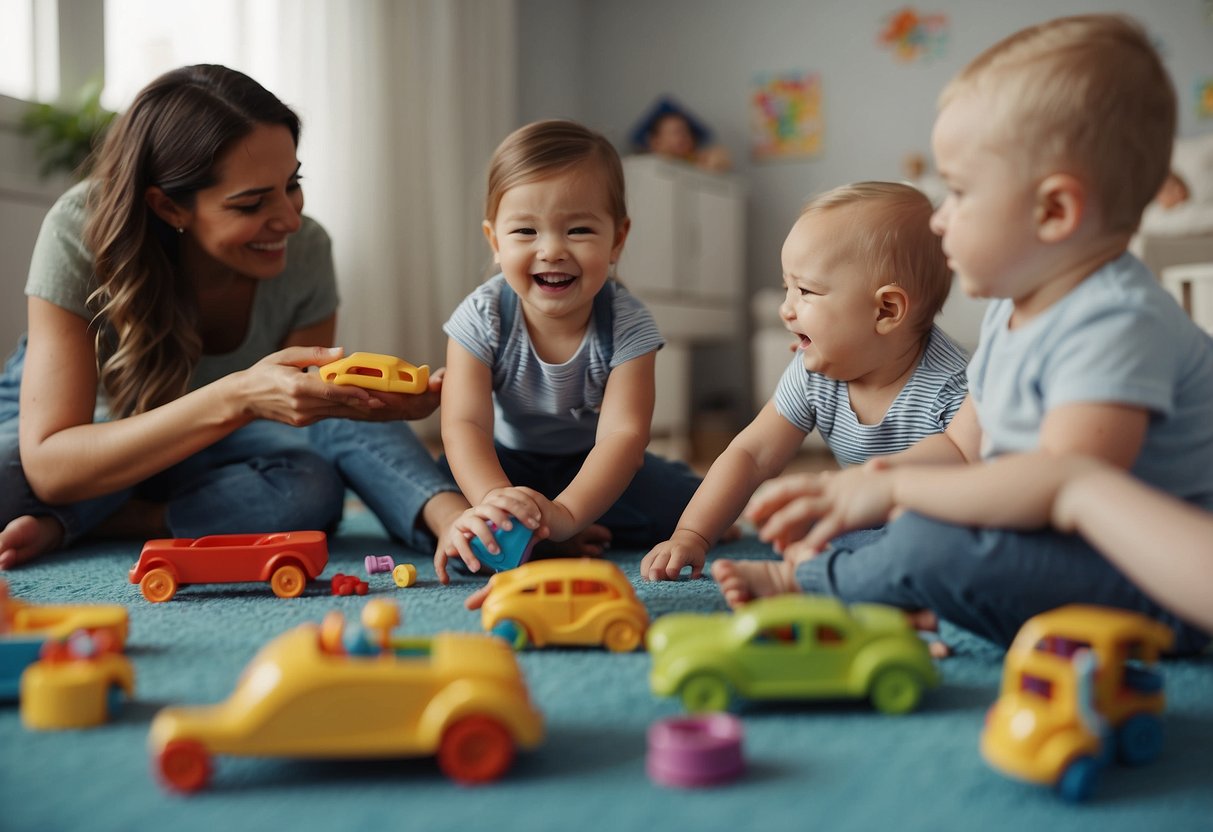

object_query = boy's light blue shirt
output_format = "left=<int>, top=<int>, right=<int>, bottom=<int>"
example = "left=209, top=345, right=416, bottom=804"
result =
left=968, top=252, right=1213, bottom=510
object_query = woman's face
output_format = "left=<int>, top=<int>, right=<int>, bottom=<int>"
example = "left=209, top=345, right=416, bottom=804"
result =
left=179, top=123, right=304, bottom=280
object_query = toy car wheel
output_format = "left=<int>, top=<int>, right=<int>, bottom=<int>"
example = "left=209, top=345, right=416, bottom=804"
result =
left=602, top=619, right=643, bottom=653
left=1117, top=713, right=1164, bottom=766
left=270, top=564, right=307, bottom=598
left=868, top=667, right=923, bottom=714
left=1056, top=754, right=1100, bottom=802
left=140, top=568, right=178, bottom=603
left=679, top=673, right=732, bottom=713
left=157, top=739, right=212, bottom=793
left=491, top=619, right=529, bottom=651
left=437, top=715, right=516, bottom=784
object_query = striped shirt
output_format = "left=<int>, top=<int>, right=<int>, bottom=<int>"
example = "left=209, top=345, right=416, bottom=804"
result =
left=443, top=274, right=664, bottom=454
left=773, top=325, right=969, bottom=466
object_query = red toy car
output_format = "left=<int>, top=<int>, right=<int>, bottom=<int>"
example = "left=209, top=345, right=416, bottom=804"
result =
left=129, top=532, right=329, bottom=602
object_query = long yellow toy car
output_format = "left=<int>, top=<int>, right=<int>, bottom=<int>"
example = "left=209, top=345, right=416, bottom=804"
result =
left=149, top=601, right=544, bottom=791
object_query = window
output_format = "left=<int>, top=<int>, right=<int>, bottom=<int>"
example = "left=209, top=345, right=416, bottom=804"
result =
left=0, top=0, right=58, bottom=102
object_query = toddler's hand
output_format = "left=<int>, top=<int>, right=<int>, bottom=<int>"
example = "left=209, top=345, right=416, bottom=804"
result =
left=795, top=463, right=897, bottom=554
left=641, top=530, right=709, bottom=581
left=744, top=472, right=830, bottom=553
left=434, top=501, right=546, bottom=584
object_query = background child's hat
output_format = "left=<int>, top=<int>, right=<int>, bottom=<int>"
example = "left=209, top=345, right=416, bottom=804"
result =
left=629, top=96, right=712, bottom=151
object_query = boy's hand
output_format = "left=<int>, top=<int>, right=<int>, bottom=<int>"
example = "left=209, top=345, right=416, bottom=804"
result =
left=433, top=499, right=548, bottom=585
left=748, top=461, right=897, bottom=554
left=641, top=529, right=710, bottom=581
left=744, top=472, right=829, bottom=553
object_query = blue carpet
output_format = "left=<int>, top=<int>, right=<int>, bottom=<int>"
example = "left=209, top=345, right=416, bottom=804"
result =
left=2, top=500, right=1211, bottom=832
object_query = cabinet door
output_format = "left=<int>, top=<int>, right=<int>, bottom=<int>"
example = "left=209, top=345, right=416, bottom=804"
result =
left=619, top=163, right=678, bottom=295
left=687, top=180, right=745, bottom=302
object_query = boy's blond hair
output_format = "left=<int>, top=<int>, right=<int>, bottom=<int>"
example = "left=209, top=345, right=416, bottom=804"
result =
left=801, top=182, right=950, bottom=333
left=940, top=14, right=1175, bottom=235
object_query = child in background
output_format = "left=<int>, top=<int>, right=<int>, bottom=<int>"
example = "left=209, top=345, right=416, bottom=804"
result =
left=437, top=119, right=700, bottom=583
left=642, top=182, right=967, bottom=581
left=715, top=15, right=1213, bottom=655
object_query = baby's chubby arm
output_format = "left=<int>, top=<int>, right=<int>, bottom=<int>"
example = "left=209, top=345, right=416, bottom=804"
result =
left=642, top=402, right=807, bottom=580
left=543, top=354, right=656, bottom=542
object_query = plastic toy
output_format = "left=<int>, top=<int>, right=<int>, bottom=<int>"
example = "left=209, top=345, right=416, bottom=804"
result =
left=469, top=517, right=536, bottom=573
left=981, top=605, right=1173, bottom=802
left=20, top=630, right=135, bottom=730
left=648, top=594, right=939, bottom=714
left=318, top=352, right=430, bottom=395
left=1, top=580, right=129, bottom=700
left=330, top=573, right=369, bottom=596
left=647, top=713, right=745, bottom=788
left=365, top=554, right=395, bottom=575
left=128, top=531, right=329, bottom=602
left=479, top=559, right=649, bottom=652
left=392, top=563, right=418, bottom=588
left=148, top=602, right=544, bottom=791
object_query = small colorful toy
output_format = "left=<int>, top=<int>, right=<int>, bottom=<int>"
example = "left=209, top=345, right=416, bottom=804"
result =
left=20, top=630, right=135, bottom=730
left=981, top=605, right=1173, bottom=802
left=149, top=601, right=544, bottom=791
left=1, top=580, right=129, bottom=700
left=365, top=554, right=395, bottom=575
left=648, top=594, right=938, bottom=714
left=479, top=559, right=648, bottom=652
left=330, top=573, right=369, bottom=596
left=318, top=352, right=430, bottom=395
left=128, top=531, right=329, bottom=602
left=469, top=517, right=536, bottom=573
left=392, top=563, right=418, bottom=588
left=647, top=713, right=745, bottom=788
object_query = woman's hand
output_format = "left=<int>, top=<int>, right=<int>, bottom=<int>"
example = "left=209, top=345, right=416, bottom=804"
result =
left=231, top=346, right=384, bottom=426
left=357, top=367, right=445, bottom=421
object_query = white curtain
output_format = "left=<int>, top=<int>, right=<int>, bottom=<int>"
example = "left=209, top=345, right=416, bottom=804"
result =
left=260, top=0, right=517, bottom=370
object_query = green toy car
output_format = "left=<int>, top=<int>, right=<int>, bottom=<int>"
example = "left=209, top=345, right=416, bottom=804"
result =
left=648, top=594, right=939, bottom=714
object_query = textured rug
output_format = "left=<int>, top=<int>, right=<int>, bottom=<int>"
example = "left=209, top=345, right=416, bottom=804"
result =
left=2, top=500, right=1211, bottom=832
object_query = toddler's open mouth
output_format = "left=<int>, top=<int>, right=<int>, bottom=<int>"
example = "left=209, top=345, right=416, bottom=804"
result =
left=533, top=272, right=577, bottom=290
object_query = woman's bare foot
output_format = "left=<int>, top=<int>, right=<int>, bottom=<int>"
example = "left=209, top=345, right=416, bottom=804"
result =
left=535, top=523, right=612, bottom=558
left=0, top=515, right=65, bottom=570
left=710, top=558, right=799, bottom=609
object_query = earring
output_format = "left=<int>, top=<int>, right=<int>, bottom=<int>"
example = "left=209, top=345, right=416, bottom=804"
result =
left=176, top=226, right=184, bottom=234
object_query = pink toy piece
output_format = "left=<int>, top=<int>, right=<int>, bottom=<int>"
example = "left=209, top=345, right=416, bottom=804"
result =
left=365, top=555, right=395, bottom=575
left=646, top=713, right=745, bottom=788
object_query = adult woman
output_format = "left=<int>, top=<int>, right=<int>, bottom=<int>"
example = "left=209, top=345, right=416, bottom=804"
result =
left=0, top=64, right=467, bottom=568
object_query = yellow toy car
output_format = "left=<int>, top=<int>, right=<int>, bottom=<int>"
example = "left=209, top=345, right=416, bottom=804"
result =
left=480, top=560, right=649, bottom=652
left=318, top=351, right=430, bottom=394
left=981, top=605, right=1173, bottom=802
left=149, top=601, right=543, bottom=791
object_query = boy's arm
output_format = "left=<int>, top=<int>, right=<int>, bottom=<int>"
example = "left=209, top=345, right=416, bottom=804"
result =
left=747, top=395, right=981, bottom=550
left=1037, top=401, right=1149, bottom=469
left=439, top=339, right=515, bottom=504
left=642, top=402, right=808, bottom=580
left=544, top=353, right=656, bottom=541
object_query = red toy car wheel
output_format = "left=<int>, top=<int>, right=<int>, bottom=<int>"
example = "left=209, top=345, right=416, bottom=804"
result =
left=140, top=568, right=178, bottom=603
left=270, top=564, right=307, bottom=598
left=437, top=715, right=515, bottom=784
left=157, top=739, right=212, bottom=793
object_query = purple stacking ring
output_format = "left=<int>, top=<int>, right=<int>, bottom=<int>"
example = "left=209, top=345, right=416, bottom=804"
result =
left=646, top=713, right=745, bottom=788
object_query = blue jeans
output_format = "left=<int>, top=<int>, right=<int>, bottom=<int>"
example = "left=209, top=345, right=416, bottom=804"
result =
left=438, top=442, right=702, bottom=549
left=795, top=510, right=1211, bottom=655
left=1, top=335, right=459, bottom=549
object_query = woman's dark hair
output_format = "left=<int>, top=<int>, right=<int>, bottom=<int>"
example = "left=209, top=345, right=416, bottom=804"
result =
left=84, top=64, right=300, bottom=416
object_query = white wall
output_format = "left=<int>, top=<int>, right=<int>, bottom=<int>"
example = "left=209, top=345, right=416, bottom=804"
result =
left=517, top=0, right=1213, bottom=416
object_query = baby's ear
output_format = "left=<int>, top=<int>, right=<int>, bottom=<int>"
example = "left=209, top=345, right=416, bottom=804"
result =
left=874, top=283, right=910, bottom=333
left=1034, top=173, right=1084, bottom=242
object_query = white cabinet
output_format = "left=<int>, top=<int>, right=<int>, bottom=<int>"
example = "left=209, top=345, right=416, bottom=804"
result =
left=618, top=155, right=746, bottom=458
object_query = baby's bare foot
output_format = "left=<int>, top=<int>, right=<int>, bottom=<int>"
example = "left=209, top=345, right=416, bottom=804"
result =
left=710, top=558, right=798, bottom=609
left=0, top=515, right=65, bottom=570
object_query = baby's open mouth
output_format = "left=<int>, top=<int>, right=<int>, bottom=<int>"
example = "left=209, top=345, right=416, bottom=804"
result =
left=533, top=272, right=577, bottom=289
